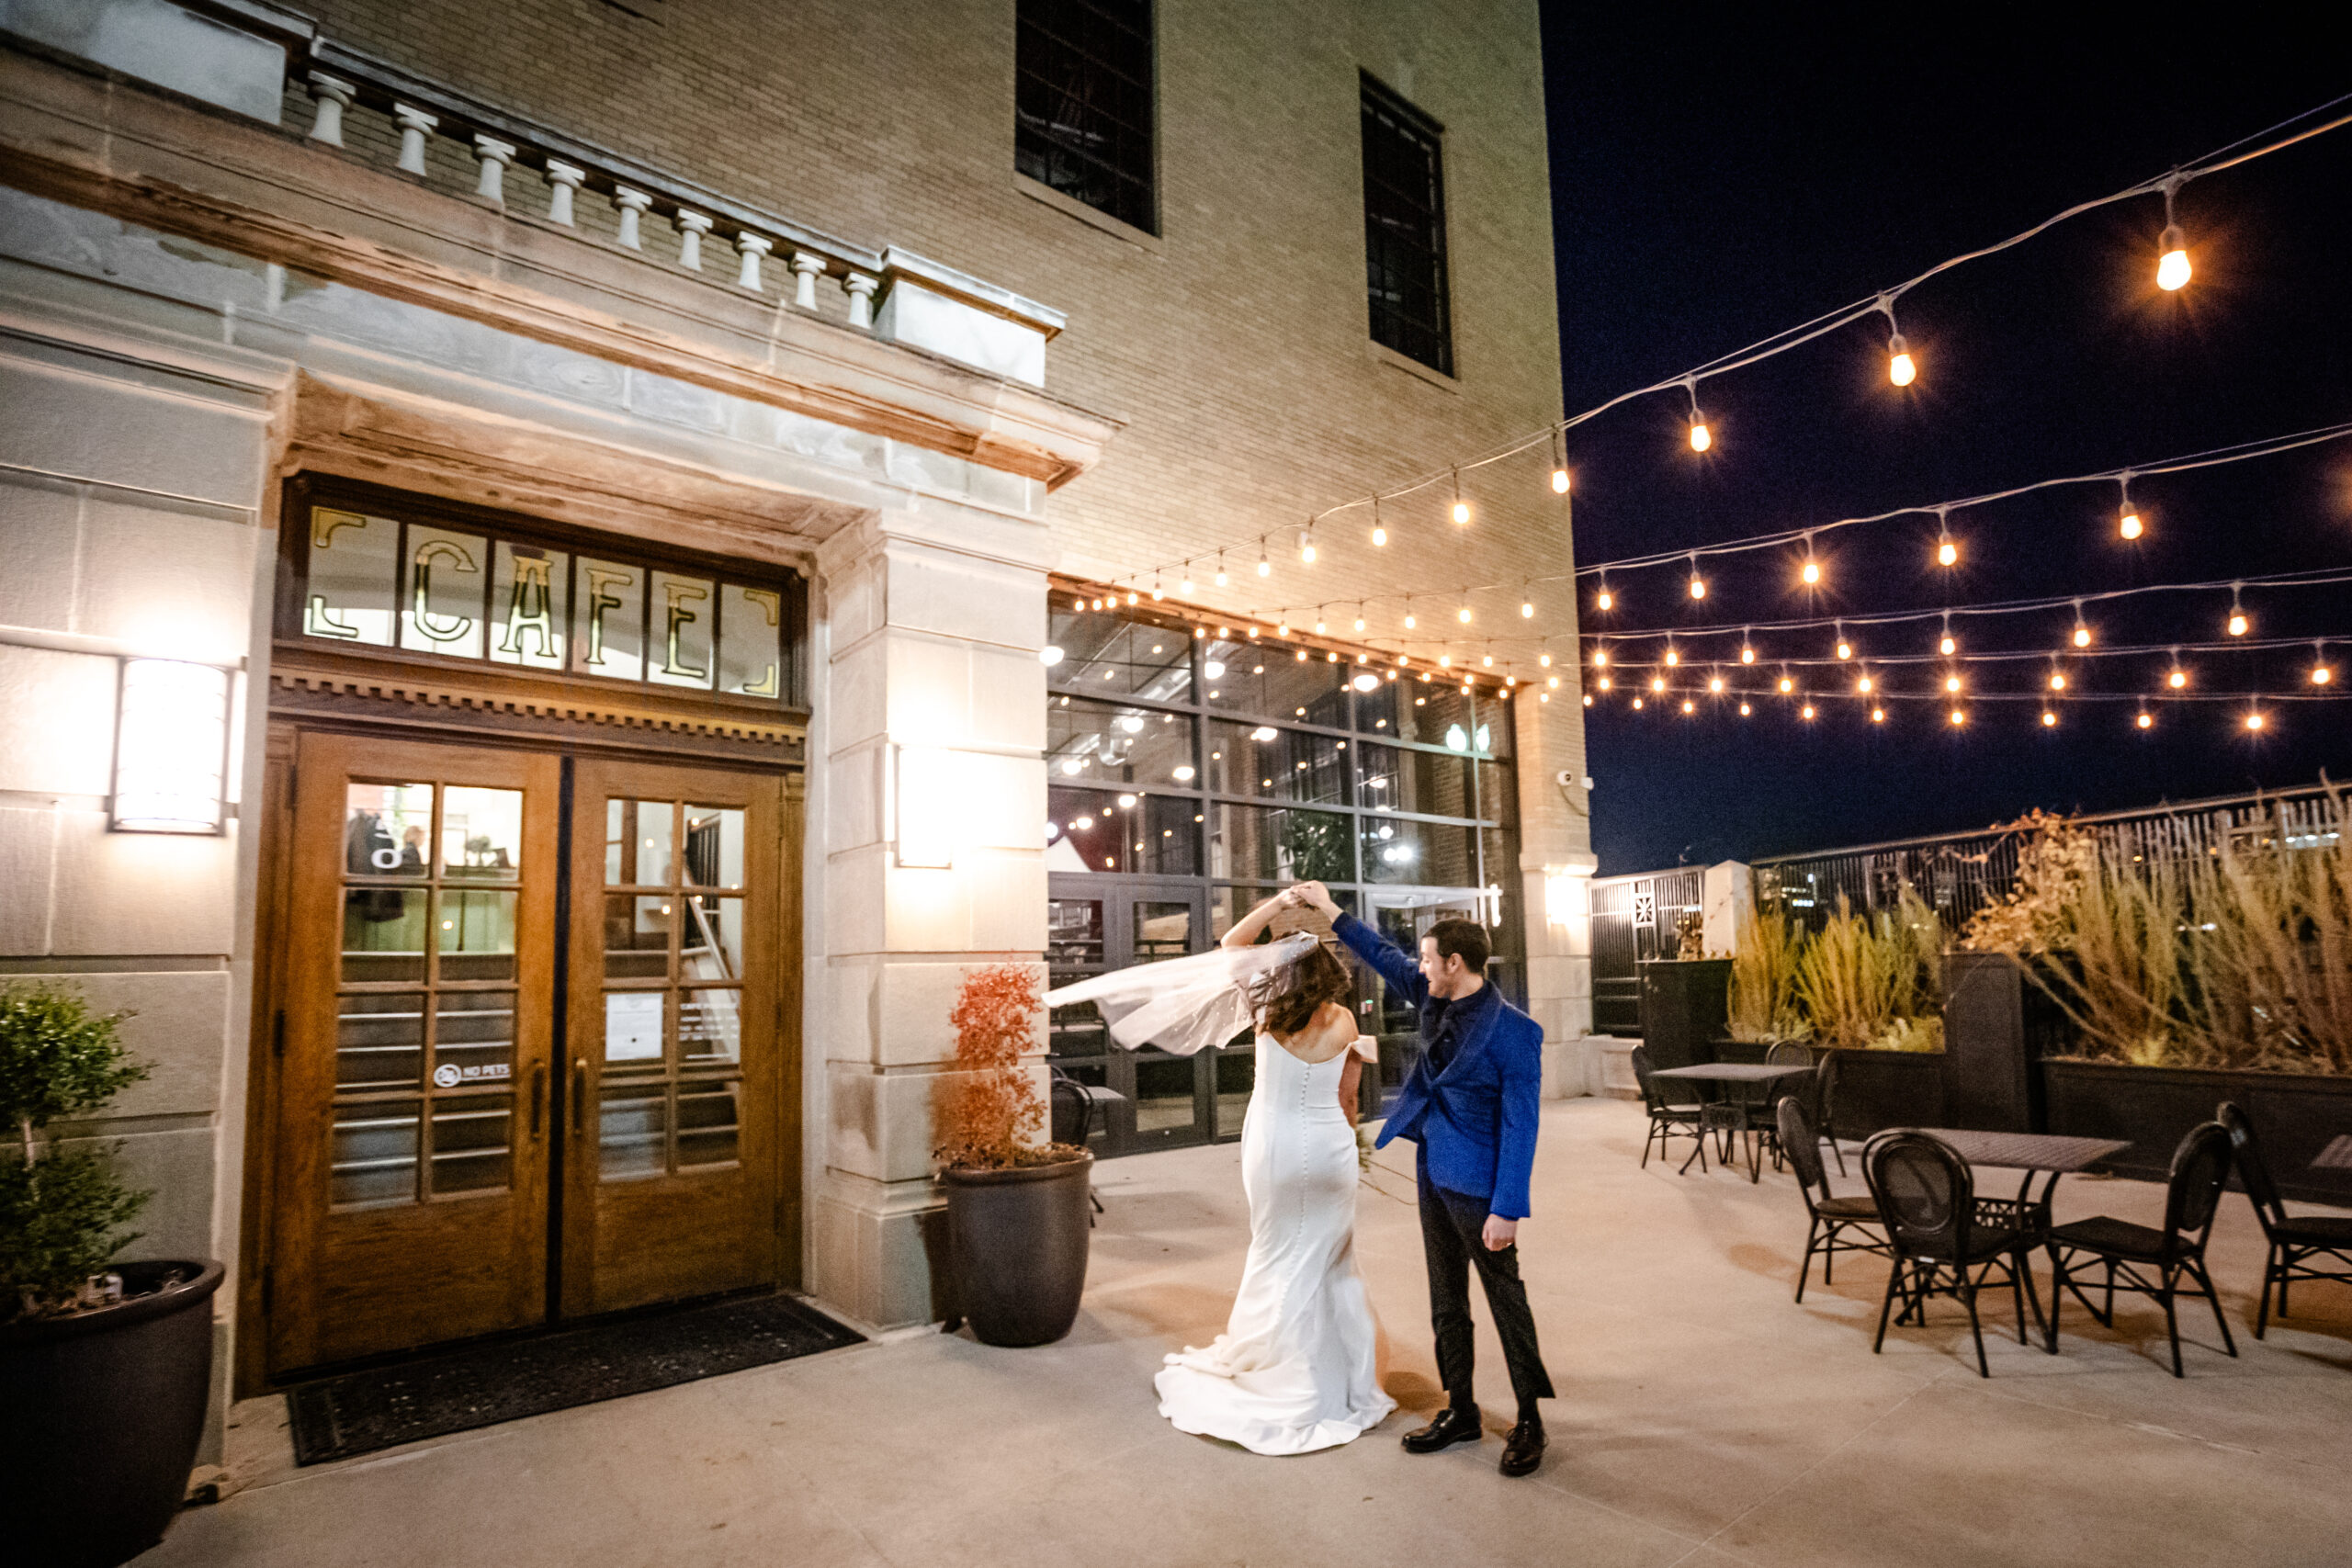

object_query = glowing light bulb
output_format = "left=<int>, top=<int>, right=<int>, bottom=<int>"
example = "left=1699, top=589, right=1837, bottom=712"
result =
left=2120, top=509, right=2143, bottom=540
left=1301, top=540, right=1317, bottom=564
left=1452, top=500, right=1471, bottom=525
left=1457, top=605, right=1473, bottom=624
left=1521, top=600, right=1534, bottom=618
left=2228, top=612, right=2248, bottom=637
left=1256, top=555, right=1272, bottom=578
left=1598, top=676, right=1612, bottom=692
left=1689, top=421, right=1711, bottom=453
left=1740, top=646, right=1756, bottom=664
left=1689, top=575, right=1707, bottom=600
left=1181, top=576, right=1195, bottom=594
left=1664, top=649, right=1680, bottom=667
left=1548, top=675, right=1560, bottom=688
left=1708, top=676, right=1724, bottom=694
left=1888, top=333, right=1916, bottom=387
left=1949, top=708, right=1966, bottom=727
left=1403, top=612, right=1417, bottom=629
left=1353, top=614, right=1367, bottom=632
left=2168, top=669, right=2188, bottom=689
left=2156, top=229, right=2190, bottom=292
left=1802, top=705, right=1816, bottom=720
left=2137, top=712, right=2154, bottom=729
left=1939, top=636, right=1957, bottom=656
left=2312, top=664, right=2335, bottom=685
left=2050, top=673, right=2067, bottom=691
left=1596, top=590, right=1613, bottom=611
left=1633, top=697, right=1645, bottom=710
left=2042, top=711, right=2058, bottom=728
left=1836, top=641, right=1852, bottom=660
left=1552, top=468, right=1571, bottom=494
left=1938, top=539, right=1958, bottom=568
left=1592, top=649, right=1608, bottom=667
left=1856, top=676, right=1873, bottom=694
left=1215, top=566, right=1230, bottom=587
left=1372, top=525, right=1387, bottom=547
left=2074, top=626, right=2093, bottom=649
left=1651, top=676, right=1667, bottom=693
left=1539, top=652, right=1554, bottom=667
left=1801, top=559, right=1821, bottom=585
left=2245, top=712, right=2266, bottom=731
left=1778, top=676, right=1794, bottom=694
left=1315, top=618, right=1327, bottom=635
left=1870, top=707, right=1885, bottom=724
left=1482, top=653, right=1495, bottom=668
left=1945, top=674, right=1962, bottom=694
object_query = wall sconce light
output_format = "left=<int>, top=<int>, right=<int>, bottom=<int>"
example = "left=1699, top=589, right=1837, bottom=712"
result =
left=112, top=659, right=231, bottom=834
left=891, top=744, right=956, bottom=869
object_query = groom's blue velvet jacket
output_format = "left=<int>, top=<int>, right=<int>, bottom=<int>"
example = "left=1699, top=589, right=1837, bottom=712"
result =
left=1330, top=913, right=1544, bottom=1220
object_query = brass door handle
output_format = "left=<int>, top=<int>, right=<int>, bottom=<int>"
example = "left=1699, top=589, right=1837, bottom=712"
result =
left=571, top=1058, right=588, bottom=1135
left=530, top=1065, right=547, bottom=1138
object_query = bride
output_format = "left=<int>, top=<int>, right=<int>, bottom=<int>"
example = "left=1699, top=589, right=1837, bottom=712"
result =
left=1046, top=891, right=1395, bottom=1455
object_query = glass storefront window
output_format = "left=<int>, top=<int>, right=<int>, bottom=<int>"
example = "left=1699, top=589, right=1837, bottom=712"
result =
left=1049, top=697, right=1196, bottom=790
left=1204, top=720, right=1351, bottom=806
left=1049, top=787, right=1201, bottom=875
left=1048, top=607, right=1193, bottom=703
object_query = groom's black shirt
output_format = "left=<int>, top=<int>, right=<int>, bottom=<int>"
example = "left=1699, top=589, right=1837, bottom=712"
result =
left=1422, top=981, right=1498, bottom=1079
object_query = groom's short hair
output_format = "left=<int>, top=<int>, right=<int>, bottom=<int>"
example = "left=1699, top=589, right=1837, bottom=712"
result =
left=1423, top=919, right=1490, bottom=973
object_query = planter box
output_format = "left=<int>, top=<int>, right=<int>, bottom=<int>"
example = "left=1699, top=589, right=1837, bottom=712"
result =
left=1816, top=1044, right=1948, bottom=1137
left=1941, top=953, right=2041, bottom=1133
left=2041, top=1060, right=2352, bottom=1205
left=1635, top=959, right=1730, bottom=1070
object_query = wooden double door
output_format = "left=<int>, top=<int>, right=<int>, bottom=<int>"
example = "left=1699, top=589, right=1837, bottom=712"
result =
left=262, top=731, right=794, bottom=1376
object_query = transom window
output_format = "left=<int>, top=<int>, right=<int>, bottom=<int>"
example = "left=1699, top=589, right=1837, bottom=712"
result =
left=1016, top=0, right=1157, bottom=232
left=1362, top=74, right=1453, bottom=375
left=281, top=484, right=806, bottom=707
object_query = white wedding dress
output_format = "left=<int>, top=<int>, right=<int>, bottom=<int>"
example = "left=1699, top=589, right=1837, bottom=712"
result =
left=1153, top=1032, right=1396, bottom=1455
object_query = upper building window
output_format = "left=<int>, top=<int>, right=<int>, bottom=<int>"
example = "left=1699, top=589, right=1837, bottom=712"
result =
left=1016, top=0, right=1157, bottom=233
left=1361, top=76, right=1453, bottom=376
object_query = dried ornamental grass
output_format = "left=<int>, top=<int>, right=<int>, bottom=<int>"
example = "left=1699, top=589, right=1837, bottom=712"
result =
left=932, top=964, right=1081, bottom=1171
left=2180, top=801, right=2352, bottom=1075
left=1727, top=908, right=1806, bottom=1042
left=1792, top=891, right=1944, bottom=1051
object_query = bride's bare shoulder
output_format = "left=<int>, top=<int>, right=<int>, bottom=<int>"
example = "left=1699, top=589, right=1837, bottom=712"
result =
left=1275, top=1001, right=1355, bottom=1064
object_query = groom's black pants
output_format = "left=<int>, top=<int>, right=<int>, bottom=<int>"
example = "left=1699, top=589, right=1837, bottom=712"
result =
left=1419, top=1159, right=1555, bottom=1416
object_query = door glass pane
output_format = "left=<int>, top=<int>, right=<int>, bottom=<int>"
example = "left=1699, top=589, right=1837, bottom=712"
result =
left=332, top=1099, right=418, bottom=1207
left=441, top=787, right=523, bottom=881
left=680, top=988, right=741, bottom=1065
left=430, top=1094, right=512, bottom=1196
left=436, top=889, right=518, bottom=981
left=1363, top=818, right=1478, bottom=886
left=304, top=508, right=398, bottom=646
left=719, top=583, right=786, bottom=698
left=604, top=989, right=666, bottom=1065
left=336, top=993, right=423, bottom=1090
left=343, top=889, right=426, bottom=981
left=345, top=783, right=433, bottom=878
left=648, top=570, right=718, bottom=690
left=676, top=1080, right=741, bottom=1168
left=1207, top=803, right=1352, bottom=884
left=573, top=558, right=646, bottom=681
left=683, top=806, right=745, bottom=889
left=433, top=990, right=514, bottom=1088
left=1215, top=1048, right=1255, bottom=1134
left=1134, top=1054, right=1197, bottom=1134
left=604, top=895, right=673, bottom=979
left=401, top=525, right=489, bottom=659
left=488, top=542, right=568, bottom=670
left=599, top=1083, right=666, bottom=1179
left=1133, top=901, right=1193, bottom=960
left=681, top=897, right=742, bottom=980
left=1047, top=898, right=1105, bottom=966
left=606, top=799, right=674, bottom=886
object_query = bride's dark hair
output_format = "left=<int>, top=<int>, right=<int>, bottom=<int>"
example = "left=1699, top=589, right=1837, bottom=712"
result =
left=1252, top=941, right=1352, bottom=1039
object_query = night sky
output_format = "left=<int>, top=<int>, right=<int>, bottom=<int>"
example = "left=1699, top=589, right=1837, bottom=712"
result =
left=1539, top=10, right=2352, bottom=874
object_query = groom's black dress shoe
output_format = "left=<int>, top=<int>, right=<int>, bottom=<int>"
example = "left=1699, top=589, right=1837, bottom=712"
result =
left=1498, top=1416, right=1546, bottom=1477
left=1401, top=1405, right=1484, bottom=1454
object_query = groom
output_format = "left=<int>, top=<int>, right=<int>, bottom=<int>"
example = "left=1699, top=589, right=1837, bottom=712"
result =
left=1289, top=883, right=1554, bottom=1477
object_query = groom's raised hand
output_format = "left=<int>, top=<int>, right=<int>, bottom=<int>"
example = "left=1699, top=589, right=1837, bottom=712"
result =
left=1290, top=881, right=1341, bottom=919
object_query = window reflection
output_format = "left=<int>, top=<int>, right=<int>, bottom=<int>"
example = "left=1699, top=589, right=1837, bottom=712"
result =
left=1204, top=721, right=1350, bottom=806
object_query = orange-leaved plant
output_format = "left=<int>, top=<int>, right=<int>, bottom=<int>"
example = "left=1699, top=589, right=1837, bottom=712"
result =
left=933, top=964, right=1078, bottom=1170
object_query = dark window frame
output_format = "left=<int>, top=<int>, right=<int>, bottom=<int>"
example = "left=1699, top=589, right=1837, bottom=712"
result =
left=1361, top=73, right=1453, bottom=376
left=1015, top=0, right=1159, bottom=235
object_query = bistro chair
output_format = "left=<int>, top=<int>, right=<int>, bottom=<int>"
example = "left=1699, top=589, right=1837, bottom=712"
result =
left=1047, top=1068, right=1105, bottom=1223
left=2216, top=1101, right=2352, bottom=1339
left=1753, top=1041, right=1815, bottom=1171
left=2044, top=1121, right=2237, bottom=1377
left=1632, top=1044, right=1709, bottom=1174
left=1862, top=1131, right=2044, bottom=1377
left=1779, top=1097, right=1890, bottom=1303
left=1811, top=1049, right=1850, bottom=1177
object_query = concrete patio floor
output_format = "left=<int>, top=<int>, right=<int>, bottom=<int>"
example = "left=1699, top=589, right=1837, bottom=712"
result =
left=151, top=1099, right=2352, bottom=1568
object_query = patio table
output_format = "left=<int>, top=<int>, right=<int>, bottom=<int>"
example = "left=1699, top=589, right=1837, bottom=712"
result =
left=1900, top=1129, right=2132, bottom=1237
left=1649, top=1063, right=1816, bottom=1182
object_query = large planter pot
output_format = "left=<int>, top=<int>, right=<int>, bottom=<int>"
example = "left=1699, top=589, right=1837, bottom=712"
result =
left=942, top=1154, right=1094, bottom=1347
left=1, top=1258, right=224, bottom=1568
left=1815, top=1044, right=1948, bottom=1136
left=2041, top=1060, right=2352, bottom=1204
left=1636, top=959, right=1731, bottom=1070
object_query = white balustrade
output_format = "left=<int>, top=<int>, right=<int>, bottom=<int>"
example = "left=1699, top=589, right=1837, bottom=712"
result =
left=734, top=232, right=773, bottom=292
left=391, top=104, right=437, bottom=175
left=612, top=187, right=652, bottom=250
left=305, top=72, right=355, bottom=146
left=544, top=160, right=586, bottom=226
left=471, top=135, right=516, bottom=204
left=673, top=209, right=712, bottom=271
left=791, top=251, right=825, bottom=310
left=843, top=271, right=878, bottom=329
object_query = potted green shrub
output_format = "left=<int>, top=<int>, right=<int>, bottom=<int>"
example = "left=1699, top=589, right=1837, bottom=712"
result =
left=933, top=964, right=1091, bottom=1347
left=0, top=981, right=223, bottom=1568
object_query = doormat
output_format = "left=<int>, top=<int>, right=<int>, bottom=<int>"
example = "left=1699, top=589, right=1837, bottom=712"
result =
left=286, top=1293, right=865, bottom=1465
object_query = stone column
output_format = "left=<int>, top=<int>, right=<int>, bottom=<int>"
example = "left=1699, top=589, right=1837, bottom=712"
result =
left=808, top=509, right=1051, bottom=1328
left=1512, top=683, right=1599, bottom=1098
left=471, top=135, right=516, bottom=204
left=543, top=160, right=586, bottom=226
left=391, top=105, right=436, bottom=175
left=304, top=72, right=355, bottom=146
left=612, top=187, right=652, bottom=250
left=842, top=272, right=878, bottom=329
left=673, top=209, right=712, bottom=271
